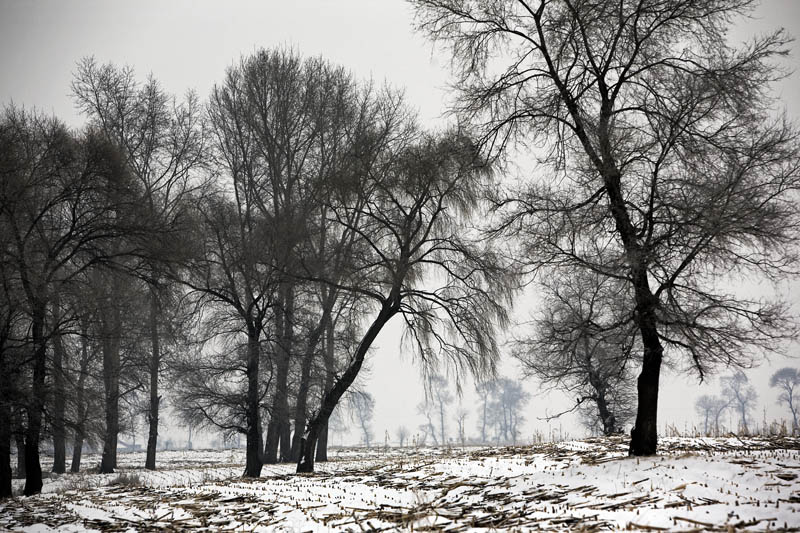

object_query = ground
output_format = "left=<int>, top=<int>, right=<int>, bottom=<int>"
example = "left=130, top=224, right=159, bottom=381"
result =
left=2, top=436, right=800, bottom=531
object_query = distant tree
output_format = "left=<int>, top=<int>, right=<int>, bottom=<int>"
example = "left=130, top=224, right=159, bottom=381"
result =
left=348, top=391, right=375, bottom=447
left=417, top=374, right=455, bottom=446
left=475, top=380, right=495, bottom=443
left=722, top=372, right=758, bottom=434
left=770, top=367, right=800, bottom=433
left=396, top=425, right=409, bottom=447
left=67, top=309, right=105, bottom=473
left=695, top=395, right=729, bottom=436
left=487, top=378, right=530, bottom=444
left=412, top=0, right=800, bottom=457
left=455, top=407, right=469, bottom=446
left=429, top=374, right=454, bottom=445
left=417, top=398, right=439, bottom=446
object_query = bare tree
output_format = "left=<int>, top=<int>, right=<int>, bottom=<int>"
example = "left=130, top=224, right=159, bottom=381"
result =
left=419, top=374, right=453, bottom=445
left=695, top=395, right=729, bottom=436
left=417, top=401, right=439, bottom=445
left=412, top=0, right=800, bottom=455
left=0, top=224, right=26, bottom=497
left=348, top=391, right=375, bottom=447
left=177, top=188, right=277, bottom=478
left=296, top=128, right=512, bottom=472
left=485, top=377, right=529, bottom=444
left=722, top=371, right=758, bottom=435
left=455, top=407, right=469, bottom=445
left=72, top=58, right=206, bottom=471
left=515, top=270, right=637, bottom=436
left=0, top=108, right=152, bottom=493
left=770, top=367, right=800, bottom=434
left=396, top=425, right=409, bottom=447
left=475, top=380, right=495, bottom=443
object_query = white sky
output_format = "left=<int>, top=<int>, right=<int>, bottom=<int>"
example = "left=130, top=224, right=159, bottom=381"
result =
left=2, top=0, right=799, bottom=447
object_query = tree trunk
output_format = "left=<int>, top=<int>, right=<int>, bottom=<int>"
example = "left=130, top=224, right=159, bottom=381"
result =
left=587, top=365, right=617, bottom=436
left=315, top=317, right=335, bottom=463
left=145, top=288, right=160, bottom=470
left=290, top=305, right=331, bottom=462
left=23, top=303, right=47, bottom=495
left=315, top=421, right=329, bottom=462
left=51, top=299, right=67, bottom=474
left=244, top=326, right=263, bottom=478
left=629, top=322, right=662, bottom=455
left=100, top=305, right=121, bottom=474
left=0, top=333, right=13, bottom=497
left=71, top=329, right=89, bottom=473
left=297, top=298, right=399, bottom=473
left=265, top=284, right=294, bottom=464
left=600, top=165, right=663, bottom=456
left=14, top=429, right=25, bottom=479
left=0, top=393, right=11, bottom=498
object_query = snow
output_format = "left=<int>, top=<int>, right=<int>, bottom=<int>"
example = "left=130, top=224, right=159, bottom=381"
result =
left=2, top=436, right=799, bottom=531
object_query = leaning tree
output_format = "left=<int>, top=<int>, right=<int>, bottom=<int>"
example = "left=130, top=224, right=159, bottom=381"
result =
left=412, top=0, right=800, bottom=454
left=296, top=129, right=513, bottom=472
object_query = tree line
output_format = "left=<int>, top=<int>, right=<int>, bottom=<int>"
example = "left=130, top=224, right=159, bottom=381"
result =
left=2, top=0, right=799, bottom=499
left=695, top=367, right=800, bottom=436
left=0, top=48, right=510, bottom=496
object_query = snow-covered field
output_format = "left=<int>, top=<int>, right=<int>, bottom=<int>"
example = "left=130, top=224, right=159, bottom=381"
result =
left=2, top=436, right=800, bottom=531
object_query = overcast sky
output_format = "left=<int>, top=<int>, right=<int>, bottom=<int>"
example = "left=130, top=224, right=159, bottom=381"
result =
left=2, top=0, right=799, bottom=446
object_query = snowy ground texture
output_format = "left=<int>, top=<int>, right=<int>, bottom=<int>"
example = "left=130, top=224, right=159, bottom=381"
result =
left=2, top=437, right=800, bottom=532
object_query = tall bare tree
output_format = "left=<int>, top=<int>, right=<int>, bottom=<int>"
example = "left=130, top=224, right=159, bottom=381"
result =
left=412, top=0, right=800, bottom=454
left=72, top=58, right=207, bottom=471
left=296, top=128, right=512, bottom=472
left=178, top=189, right=278, bottom=478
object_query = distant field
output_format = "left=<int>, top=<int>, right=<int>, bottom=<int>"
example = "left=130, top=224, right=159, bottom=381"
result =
left=2, top=437, right=800, bottom=531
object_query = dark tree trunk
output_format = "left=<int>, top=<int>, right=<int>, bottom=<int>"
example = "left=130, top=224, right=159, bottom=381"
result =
left=23, top=304, right=47, bottom=496
left=265, top=284, right=294, bottom=464
left=600, top=166, right=663, bottom=456
left=71, top=329, right=89, bottom=473
left=315, top=317, right=335, bottom=463
left=289, top=355, right=312, bottom=462
left=587, top=364, right=617, bottom=436
left=0, top=394, right=11, bottom=498
left=289, top=306, right=330, bottom=462
left=629, top=335, right=662, bottom=455
left=297, top=299, right=398, bottom=473
left=14, top=428, right=25, bottom=479
left=51, top=303, right=67, bottom=474
left=244, top=326, right=263, bottom=478
left=100, top=305, right=121, bottom=474
left=145, top=288, right=160, bottom=470
left=0, top=332, right=13, bottom=497
left=315, top=421, right=329, bottom=462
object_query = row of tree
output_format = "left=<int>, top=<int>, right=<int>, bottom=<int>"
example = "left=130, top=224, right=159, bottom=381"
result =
left=338, top=375, right=530, bottom=447
left=1, top=48, right=511, bottom=497
left=3, top=0, right=800, bottom=499
left=696, top=367, right=800, bottom=436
